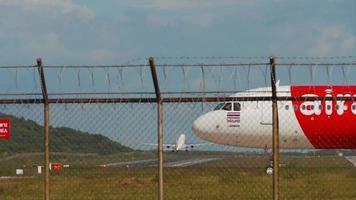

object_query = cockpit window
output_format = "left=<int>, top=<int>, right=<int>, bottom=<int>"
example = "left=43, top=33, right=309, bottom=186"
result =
left=214, top=103, right=225, bottom=110
left=234, top=103, right=241, bottom=111
left=222, top=103, right=232, bottom=111
left=215, top=102, right=239, bottom=111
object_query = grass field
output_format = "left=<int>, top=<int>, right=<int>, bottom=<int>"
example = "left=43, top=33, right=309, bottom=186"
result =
left=0, top=152, right=356, bottom=200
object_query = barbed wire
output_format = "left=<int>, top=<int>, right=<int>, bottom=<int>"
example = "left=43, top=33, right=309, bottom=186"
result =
left=123, top=55, right=356, bottom=61
left=275, top=55, right=356, bottom=60
left=158, top=55, right=356, bottom=60
left=0, top=57, right=355, bottom=100
left=0, top=63, right=355, bottom=69
left=276, top=63, right=356, bottom=66
left=2, top=96, right=356, bottom=105
left=0, top=90, right=299, bottom=98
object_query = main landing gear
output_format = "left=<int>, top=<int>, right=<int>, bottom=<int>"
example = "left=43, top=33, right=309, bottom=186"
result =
left=264, top=147, right=273, bottom=175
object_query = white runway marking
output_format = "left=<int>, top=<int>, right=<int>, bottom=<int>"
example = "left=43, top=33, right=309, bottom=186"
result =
left=164, top=158, right=222, bottom=168
left=101, top=158, right=223, bottom=168
left=345, top=156, right=356, bottom=167
left=100, top=159, right=156, bottom=168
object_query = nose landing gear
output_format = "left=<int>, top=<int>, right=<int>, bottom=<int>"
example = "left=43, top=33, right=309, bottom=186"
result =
left=265, top=165, right=273, bottom=175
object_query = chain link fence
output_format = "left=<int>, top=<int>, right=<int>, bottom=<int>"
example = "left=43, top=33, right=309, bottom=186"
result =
left=0, top=56, right=356, bottom=200
left=0, top=104, right=44, bottom=200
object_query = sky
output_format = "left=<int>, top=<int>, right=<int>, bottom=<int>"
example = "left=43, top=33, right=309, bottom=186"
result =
left=0, top=0, right=355, bottom=65
left=0, top=0, right=356, bottom=151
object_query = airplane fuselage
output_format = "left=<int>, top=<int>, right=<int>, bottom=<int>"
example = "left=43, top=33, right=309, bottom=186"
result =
left=192, top=85, right=356, bottom=149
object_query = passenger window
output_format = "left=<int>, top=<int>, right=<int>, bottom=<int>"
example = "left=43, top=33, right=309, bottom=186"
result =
left=301, top=105, right=306, bottom=110
left=285, top=105, right=289, bottom=110
left=353, top=105, right=356, bottom=110
left=318, top=105, right=322, bottom=110
left=310, top=105, right=314, bottom=110
left=233, top=103, right=241, bottom=111
left=336, top=105, right=340, bottom=110
left=327, top=105, right=331, bottom=110
left=222, top=103, right=232, bottom=111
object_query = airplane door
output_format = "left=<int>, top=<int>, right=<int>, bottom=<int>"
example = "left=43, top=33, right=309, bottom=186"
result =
left=260, top=101, right=272, bottom=125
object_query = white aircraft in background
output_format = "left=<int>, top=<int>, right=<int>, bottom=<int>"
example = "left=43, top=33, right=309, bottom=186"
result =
left=146, top=134, right=209, bottom=152
left=192, top=84, right=356, bottom=174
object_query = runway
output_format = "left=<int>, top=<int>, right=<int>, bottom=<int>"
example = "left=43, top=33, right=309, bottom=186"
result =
left=101, top=157, right=222, bottom=168
left=100, top=159, right=156, bottom=168
left=164, top=158, right=222, bottom=167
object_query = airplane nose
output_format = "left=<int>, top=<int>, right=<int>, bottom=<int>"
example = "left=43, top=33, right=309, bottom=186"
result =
left=193, top=110, right=240, bottom=146
left=192, top=116, right=204, bottom=137
left=192, top=113, right=215, bottom=139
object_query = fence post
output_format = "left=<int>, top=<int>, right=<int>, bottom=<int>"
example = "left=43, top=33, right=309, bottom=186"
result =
left=270, top=57, right=280, bottom=200
left=37, top=58, right=50, bottom=200
left=149, top=57, right=164, bottom=200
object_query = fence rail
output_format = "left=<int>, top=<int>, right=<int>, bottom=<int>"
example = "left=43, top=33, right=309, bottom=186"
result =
left=0, top=56, right=356, bottom=200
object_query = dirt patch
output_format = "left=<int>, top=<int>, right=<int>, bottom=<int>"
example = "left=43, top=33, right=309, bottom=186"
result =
left=118, top=177, right=146, bottom=188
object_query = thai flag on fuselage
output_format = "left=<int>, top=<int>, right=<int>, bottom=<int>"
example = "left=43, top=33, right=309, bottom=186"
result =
left=226, top=111, right=240, bottom=121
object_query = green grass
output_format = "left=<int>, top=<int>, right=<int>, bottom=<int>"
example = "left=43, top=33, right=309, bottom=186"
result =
left=0, top=153, right=355, bottom=200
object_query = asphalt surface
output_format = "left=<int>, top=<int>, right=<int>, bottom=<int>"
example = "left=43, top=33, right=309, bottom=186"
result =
left=164, top=158, right=222, bottom=167
left=101, top=157, right=222, bottom=168
left=100, top=159, right=157, bottom=168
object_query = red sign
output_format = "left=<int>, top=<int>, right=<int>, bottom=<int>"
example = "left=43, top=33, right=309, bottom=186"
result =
left=0, top=119, right=10, bottom=139
left=51, top=163, right=63, bottom=172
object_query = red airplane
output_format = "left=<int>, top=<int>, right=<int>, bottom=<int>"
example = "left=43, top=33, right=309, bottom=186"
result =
left=192, top=84, right=356, bottom=149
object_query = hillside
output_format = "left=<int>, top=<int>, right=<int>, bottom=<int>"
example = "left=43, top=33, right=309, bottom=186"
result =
left=0, top=113, right=132, bottom=156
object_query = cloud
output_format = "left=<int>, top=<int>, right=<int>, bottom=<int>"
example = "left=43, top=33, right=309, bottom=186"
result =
left=0, top=0, right=95, bottom=21
left=28, top=32, right=63, bottom=55
left=134, top=0, right=212, bottom=10
left=129, top=0, right=245, bottom=11
left=181, top=14, right=216, bottom=27
left=41, top=32, right=61, bottom=50
left=90, top=49, right=114, bottom=61
left=307, top=26, right=355, bottom=56
left=341, top=36, right=355, bottom=49
left=147, top=13, right=216, bottom=27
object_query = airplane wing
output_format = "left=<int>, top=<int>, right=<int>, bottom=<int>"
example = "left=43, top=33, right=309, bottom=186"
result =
left=188, top=143, right=210, bottom=147
left=164, top=144, right=176, bottom=149
left=144, top=143, right=176, bottom=149
left=185, top=143, right=211, bottom=148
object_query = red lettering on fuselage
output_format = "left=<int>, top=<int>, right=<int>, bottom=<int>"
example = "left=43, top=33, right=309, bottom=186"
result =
left=291, top=86, right=356, bottom=149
